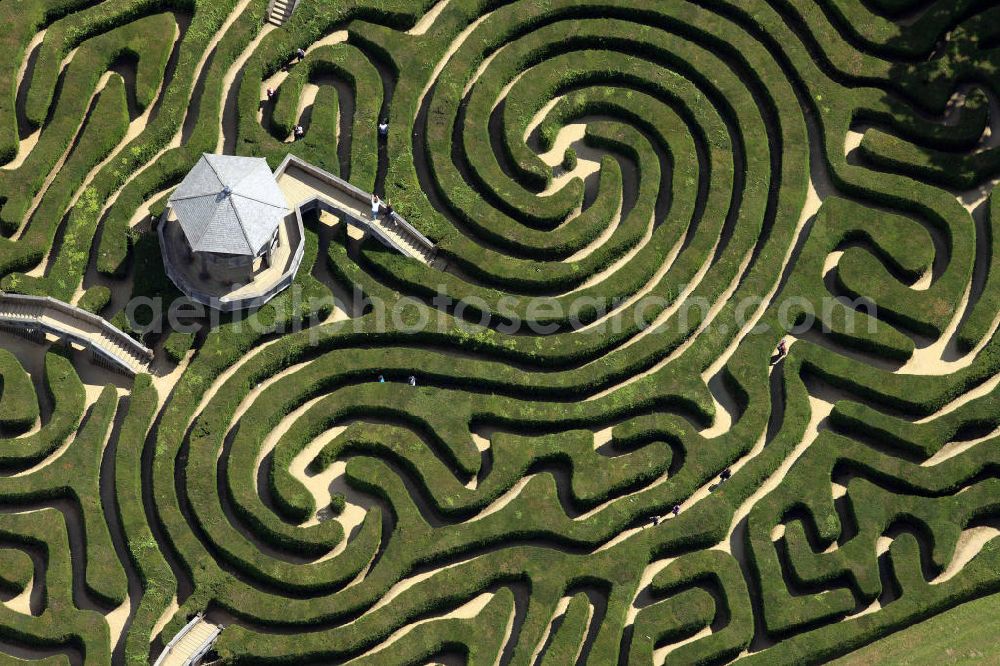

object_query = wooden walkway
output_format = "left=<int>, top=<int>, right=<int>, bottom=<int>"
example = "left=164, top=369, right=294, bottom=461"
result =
left=154, top=614, right=222, bottom=666
left=0, top=293, right=152, bottom=375
left=274, top=154, right=439, bottom=267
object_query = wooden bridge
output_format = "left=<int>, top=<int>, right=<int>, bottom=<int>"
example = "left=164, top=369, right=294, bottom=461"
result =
left=274, top=154, right=439, bottom=267
left=0, top=293, right=152, bottom=375
left=154, top=614, right=223, bottom=666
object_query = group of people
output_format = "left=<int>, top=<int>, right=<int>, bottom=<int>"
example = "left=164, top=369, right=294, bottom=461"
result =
left=377, top=374, right=418, bottom=387
left=649, top=504, right=682, bottom=527
left=262, top=86, right=306, bottom=140
left=273, top=48, right=391, bottom=147
left=370, top=194, right=394, bottom=220
left=274, top=49, right=307, bottom=141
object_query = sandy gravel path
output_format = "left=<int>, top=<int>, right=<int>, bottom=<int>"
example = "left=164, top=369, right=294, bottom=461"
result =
left=932, top=526, right=1000, bottom=584
left=105, top=595, right=131, bottom=649
left=344, top=592, right=497, bottom=661
left=218, top=23, right=276, bottom=154
left=922, top=425, right=1000, bottom=466
left=408, top=0, right=451, bottom=36
left=2, top=29, right=48, bottom=171
left=0, top=575, right=33, bottom=614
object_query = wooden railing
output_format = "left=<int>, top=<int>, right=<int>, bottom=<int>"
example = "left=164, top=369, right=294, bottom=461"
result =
left=0, top=293, right=152, bottom=375
left=274, top=154, right=438, bottom=263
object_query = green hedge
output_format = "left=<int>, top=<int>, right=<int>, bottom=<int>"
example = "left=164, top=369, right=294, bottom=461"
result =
left=0, top=350, right=39, bottom=433
left=0, top=352, right=85, bottom=471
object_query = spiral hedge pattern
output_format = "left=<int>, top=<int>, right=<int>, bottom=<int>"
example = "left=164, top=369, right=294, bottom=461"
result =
left=1, top=0, right=999, bottom=663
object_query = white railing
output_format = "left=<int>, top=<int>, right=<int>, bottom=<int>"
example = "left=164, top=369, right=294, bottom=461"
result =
left=185, top=625, right=223, bottom=666
left=274, top=153, right=438, bottom=262
left=153, top=614, right=203, bottom=666
left=0, top=293, right=152, bottom=375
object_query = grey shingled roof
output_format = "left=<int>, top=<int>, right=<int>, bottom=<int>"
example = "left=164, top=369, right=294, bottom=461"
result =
left=168, top=154, right=289, bottom=256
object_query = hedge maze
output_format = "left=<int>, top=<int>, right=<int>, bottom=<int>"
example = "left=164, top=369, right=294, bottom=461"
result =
left=1, top=0, right=999, bottom=663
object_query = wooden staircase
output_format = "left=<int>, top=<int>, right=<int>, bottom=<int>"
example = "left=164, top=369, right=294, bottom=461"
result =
left=266, top=0, right=297, bottom=26
left=273, top=155, right=440, bottom=267
left=371, top=213, right=436, bottom=266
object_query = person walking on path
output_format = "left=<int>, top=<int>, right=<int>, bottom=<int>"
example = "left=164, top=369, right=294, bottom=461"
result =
left=776, top=337, right=788, bottom=360
left=295, top=47, right=306, bottom=62
left=378, top=374, right=385, bottom=383
left=378, top=119, right=389, bottom=138
left=408, top=375, right=417, bottom=387
left=371, top=193, right=381, bottom=220
left=672, top=504, right=681, bottom=517
left=266, top=87, right=275, bottom=100
left=293, top=125, right=305, bottom=140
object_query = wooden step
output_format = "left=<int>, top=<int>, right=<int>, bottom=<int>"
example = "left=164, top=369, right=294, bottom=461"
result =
left=267, top=0, right=295, bottom=25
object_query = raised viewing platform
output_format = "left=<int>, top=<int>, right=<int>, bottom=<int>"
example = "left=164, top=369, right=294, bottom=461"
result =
left=159, top=206, right=305, bottom=313
left=159, top=153, right=438, bottom=313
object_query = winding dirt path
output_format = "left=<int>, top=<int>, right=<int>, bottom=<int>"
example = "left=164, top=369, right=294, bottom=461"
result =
left=218, top=23, right=276, bottom=154
left=932, top=526, right=1000, bottom=584
left=3, top=29, right=48, bottom=171
left=13, top=69, right=119, bottom=244
left=343, top=592, right=498, bottom=661
left=407, top=0, right=451, bottom=36
left=286, top=426, right=348, bottom=525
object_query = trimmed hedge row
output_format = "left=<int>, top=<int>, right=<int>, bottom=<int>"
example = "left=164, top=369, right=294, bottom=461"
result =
left=0, top=509, right=111, bottom=664
left=2, top=0, right=999, bottom=663
left=0, top=11, right=175, bottom=239
left=109, top=374, right=176, bottom=666
left=630, top=550, right=753, bottom=664
left=0, top=0, right=160, bottom=163
left=0, top=353, right=85, bottom=472
left=0, top=382, right=126, bottom=608
left=2, top=77, right=129, bottom=297
left=0, top=350, right=39, bottom=433
left=0, top=546, right=33, bottom=597
left=77, top=285, right=112, bottom=314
